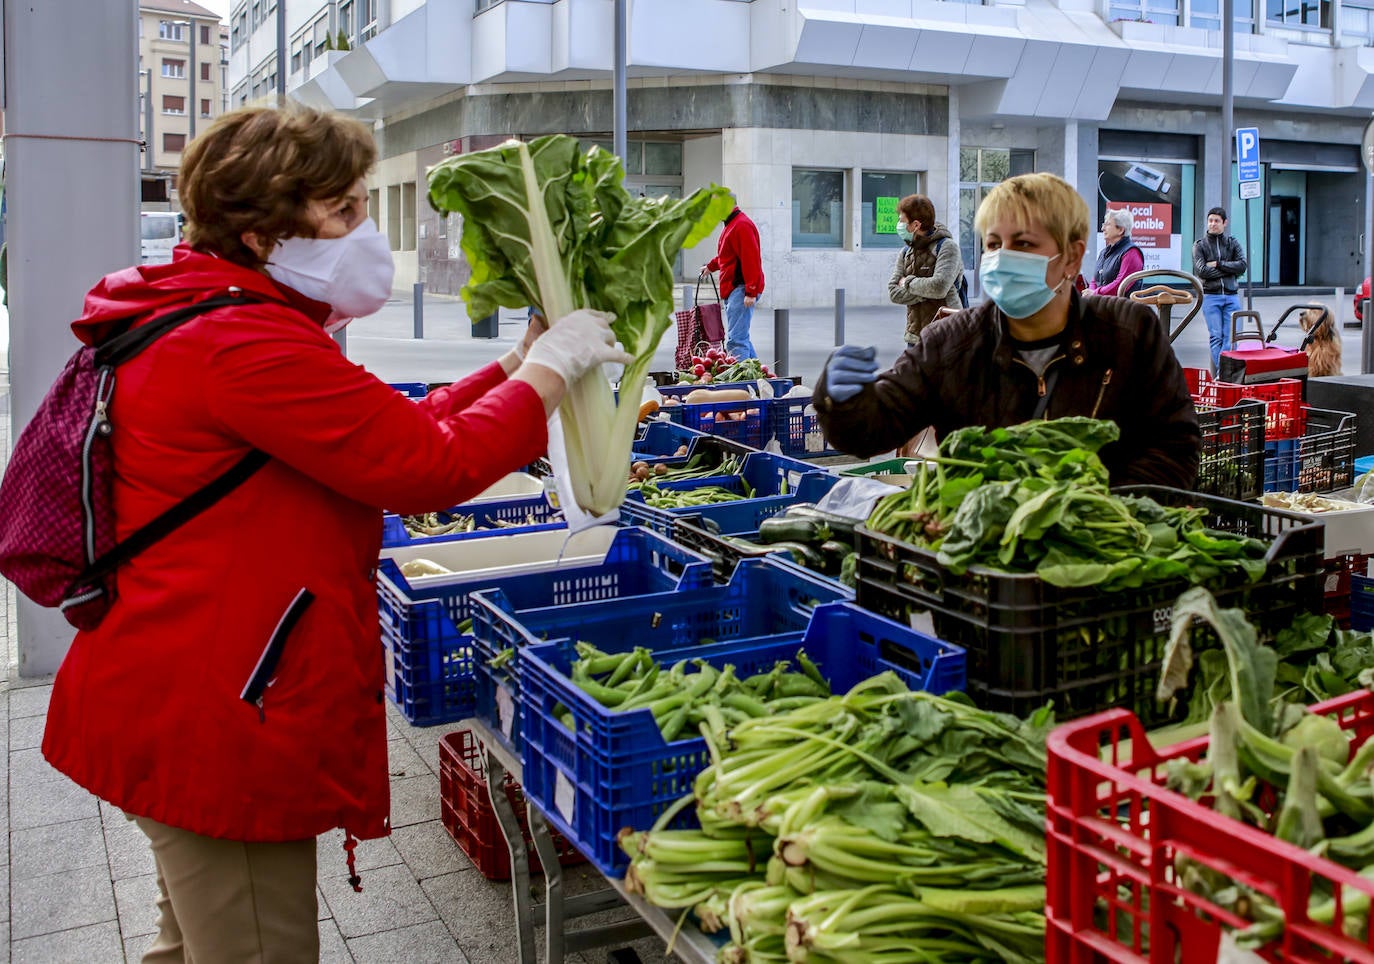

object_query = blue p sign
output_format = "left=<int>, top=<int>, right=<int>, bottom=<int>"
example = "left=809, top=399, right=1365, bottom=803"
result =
left=1236, top=127, right=1261, bottom=183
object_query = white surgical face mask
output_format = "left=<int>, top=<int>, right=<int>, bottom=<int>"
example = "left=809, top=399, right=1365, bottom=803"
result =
left=265, top=218, right=394, bottom=330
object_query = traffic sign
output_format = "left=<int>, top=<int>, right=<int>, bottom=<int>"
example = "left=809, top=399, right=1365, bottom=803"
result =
left=1239, top=180, right=1261, bottom=200
left=1236, top=127, right=1261, bottom=183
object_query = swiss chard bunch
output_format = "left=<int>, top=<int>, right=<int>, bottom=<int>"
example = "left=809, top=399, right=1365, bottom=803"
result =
left=427, top=136, right=733, bottom=516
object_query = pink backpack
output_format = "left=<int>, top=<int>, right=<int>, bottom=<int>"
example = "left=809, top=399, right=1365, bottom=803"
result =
left=0, top=290, right=266, bottom=630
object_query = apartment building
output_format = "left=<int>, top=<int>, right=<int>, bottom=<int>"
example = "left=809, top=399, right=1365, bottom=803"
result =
left=139, top=0, right=224, bottom=202
left=230, top=0, right=1374, bottom=306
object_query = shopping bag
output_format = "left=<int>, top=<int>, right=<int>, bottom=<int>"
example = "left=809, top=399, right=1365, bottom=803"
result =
left=673, top=274, right=726, bottom=371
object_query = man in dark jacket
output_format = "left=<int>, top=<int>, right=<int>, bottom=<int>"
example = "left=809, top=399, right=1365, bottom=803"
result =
left=816, top=289, right=1199, bottom=488
left=1193, top=207, right=1248, bottom=373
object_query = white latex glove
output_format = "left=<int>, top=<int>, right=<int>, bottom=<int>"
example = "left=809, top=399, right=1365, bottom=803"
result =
left=522, top=309, right=634, bottom=386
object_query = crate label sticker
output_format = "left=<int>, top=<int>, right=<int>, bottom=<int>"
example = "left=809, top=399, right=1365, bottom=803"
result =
left=908, top=609, right=936, bottom=637
left=1153, top=606, right=1173, bottom=635
left=554, top=769, right=575, bottom=825
left=1326, top=574, right=1340, bottom=593
left=496, top=685, right=514, bottom=740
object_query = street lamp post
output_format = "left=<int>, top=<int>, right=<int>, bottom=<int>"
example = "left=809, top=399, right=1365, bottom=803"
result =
left=185, top=20, right=198, bottom=139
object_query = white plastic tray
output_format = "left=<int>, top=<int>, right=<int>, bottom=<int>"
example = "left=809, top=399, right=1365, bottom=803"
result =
left=379, top=526, right=618, bottom=588
left=466, top=472, right=545, bottom=503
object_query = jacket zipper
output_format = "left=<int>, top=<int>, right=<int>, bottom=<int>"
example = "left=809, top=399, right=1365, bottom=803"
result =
left=1012, top=354, right=1065, bottom=397
left=1091, top=370, right=1113, bottom=418
left=241, top=588, right=315, bottom=721
left=81, top=367, right=116, bottom=568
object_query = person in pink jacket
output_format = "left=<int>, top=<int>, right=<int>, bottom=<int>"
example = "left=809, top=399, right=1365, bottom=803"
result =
left=1089, top=208, right=1144, bottom=298
left=40, top=105, right=629, bottom=963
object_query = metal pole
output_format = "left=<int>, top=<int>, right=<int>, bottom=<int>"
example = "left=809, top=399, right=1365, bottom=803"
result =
left=142, top=70, right=154, bottom=173
left=1222, top=0, right=1234, bottom=207
left=612, top=0, right=627, bottom=161
left=1243, top=199, right=1253, bottom=311
left=188, top=21, right=197, bottom=140
left=276, top=0, right=287, bottom=101
left=1366, top=167, right=1374, bottom=373
left=773, top=308, right=790, bottom=377
left=834, top=288, right=846, bottom=345
left=412, top=282, right=424, bottom=338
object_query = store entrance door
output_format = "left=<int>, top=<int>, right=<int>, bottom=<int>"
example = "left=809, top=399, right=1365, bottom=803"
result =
left=1269, top=196, right=1302, bottom=286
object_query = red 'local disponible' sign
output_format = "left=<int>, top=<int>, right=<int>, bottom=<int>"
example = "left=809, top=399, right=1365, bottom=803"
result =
left=1107, top=202, right=1172, bottom=249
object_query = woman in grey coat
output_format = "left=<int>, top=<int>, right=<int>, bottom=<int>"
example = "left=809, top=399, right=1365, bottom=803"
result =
left=888, top=194, right=965, bottom=344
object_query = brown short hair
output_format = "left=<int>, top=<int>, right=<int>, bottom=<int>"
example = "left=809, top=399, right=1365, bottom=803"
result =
left=178, top=105, right=376, bottom=267
left=973, top=172, right=1089, bottom=255
left=898, top=194, right=935, bottom=227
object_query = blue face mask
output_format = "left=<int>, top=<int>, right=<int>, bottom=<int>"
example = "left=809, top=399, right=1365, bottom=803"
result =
left=897, top=222, right=915, bottom=243
left=980, top=249, right=1065, bottom=319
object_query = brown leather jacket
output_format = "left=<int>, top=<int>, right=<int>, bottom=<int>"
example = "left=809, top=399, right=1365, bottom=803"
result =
left=816, top=292, right=1200, bottom=488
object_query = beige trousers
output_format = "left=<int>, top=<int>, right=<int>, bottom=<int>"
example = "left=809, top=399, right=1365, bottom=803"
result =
left=133, top=816, right=319, bottom=964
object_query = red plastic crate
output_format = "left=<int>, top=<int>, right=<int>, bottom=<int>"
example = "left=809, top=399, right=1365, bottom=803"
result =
left=1326, top=553, right=1370, bottom=629
left=1186, top=368, right=1306, bottom=440
left=1046, top=691, right=1374, bottom=963
left=438, top=729, right=584, bottom=881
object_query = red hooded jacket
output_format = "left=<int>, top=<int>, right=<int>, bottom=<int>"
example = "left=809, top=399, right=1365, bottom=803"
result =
left=41, top=246, right=548, bottom=843
left=706, top=208, right=765, bottom=300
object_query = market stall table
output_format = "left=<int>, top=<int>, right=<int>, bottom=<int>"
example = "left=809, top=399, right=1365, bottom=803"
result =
left=466, top=720, right=718, bottom=964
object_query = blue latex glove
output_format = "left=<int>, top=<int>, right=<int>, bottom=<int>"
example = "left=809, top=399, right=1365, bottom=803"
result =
left=824, top=345, right=879, bottom=403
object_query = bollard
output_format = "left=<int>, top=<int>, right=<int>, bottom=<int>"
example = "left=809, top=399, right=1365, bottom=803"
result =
left=333, top=326, right=347, bottom=353
left=834, top=288, right=845, bottom=345
left=412, top=282, right=424, bottom=339
left=773, top=308, right=790, bottom=377
left=1365, top=300, right=1374, bottom=375
left=1336, top=287, right=1346, bottom=329
left=472, top=309, right=499, bottom=339
left=682, top=283, right=695, bottom=311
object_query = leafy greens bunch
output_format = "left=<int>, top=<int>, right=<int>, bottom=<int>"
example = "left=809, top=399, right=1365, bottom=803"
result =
left=865, top=416, right=1269, bottom=591
left=621, top=672, right=1054, bottom=962
left=427, top=135, right=733, bottom=516
left=1156, top=590, right=1374, bottom=951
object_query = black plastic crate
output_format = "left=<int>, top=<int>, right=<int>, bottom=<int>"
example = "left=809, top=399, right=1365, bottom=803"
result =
left=1294, top=407, right=1357, bottom=494
left=1194, top=399, right=1265, bottom=502
left=854, top=485, right=1323, bottom=726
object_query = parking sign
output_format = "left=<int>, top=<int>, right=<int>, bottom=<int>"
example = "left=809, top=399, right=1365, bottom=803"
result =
left=1236, top=127, right=1261, bottom=183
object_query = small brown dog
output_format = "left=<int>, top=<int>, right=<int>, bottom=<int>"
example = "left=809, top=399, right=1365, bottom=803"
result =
left=1300, top=307, right=1342, bottom=378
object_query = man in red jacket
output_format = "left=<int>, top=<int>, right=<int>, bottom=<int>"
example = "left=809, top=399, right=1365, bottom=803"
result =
left=704, top=200, right=765, bottom=360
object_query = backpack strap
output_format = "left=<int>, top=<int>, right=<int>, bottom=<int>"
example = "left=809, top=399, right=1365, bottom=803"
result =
left=83, top=287, right=270, bottom=583
left=82, top=449, right=269, bottom=583
left=95, top=288, right=259, bottom=367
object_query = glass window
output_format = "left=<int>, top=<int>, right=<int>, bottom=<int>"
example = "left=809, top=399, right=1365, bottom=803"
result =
left=860, top=171, right=923, bottom=249
left=958, top=148, right=1036, bottom=269
left=162, top=95, right=186, bottom=114
left=201, top=24, right=211, bottom=44
left=291, top=37, right=302, bottom=72
left=1108, top=0, right=1182, bottom=23
left=201, top=62, right=211, bottom=81
left=1340, top=0, right=1374, bottom=41
left=163, top=133, right=187, bottom=153
left=585, top=139, right=643, bottom=175
left=339, top=1, right=353, bottom=37
left=1268, top=0, right=1330, bottom=26
left=792, top=169, right=845, bottom=249
left=142, top=217, right=177, bottom=241
left=201, top=99, right=211, bottom=117
left=643, top=143, right=682, bottom=176
left=159, top=20, right=185, bottom=40
left=161, top=59, right=186, bottom=78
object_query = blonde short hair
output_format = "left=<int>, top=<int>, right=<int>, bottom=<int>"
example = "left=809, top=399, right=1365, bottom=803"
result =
left=179, top=105, right=376, bottom=267
left=973, top=172, right=1090, bottom=256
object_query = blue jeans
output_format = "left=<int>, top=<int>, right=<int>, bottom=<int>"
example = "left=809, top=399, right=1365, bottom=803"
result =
left=1203, top=293, right=1241, bottom=372
left=723, top=287, right=758, bottom=360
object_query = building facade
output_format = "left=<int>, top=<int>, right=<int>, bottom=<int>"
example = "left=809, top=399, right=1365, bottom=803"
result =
left=138, top=0, right=225, bottom=205
left=230, top=0, right=1374, bottom=307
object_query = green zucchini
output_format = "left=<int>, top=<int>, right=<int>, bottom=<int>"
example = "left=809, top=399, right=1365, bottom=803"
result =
left=781, top=504, right=861, bottom=539
left=757, top=516, right=832, bottom=545
left=761, top=540, right=826, bottom=569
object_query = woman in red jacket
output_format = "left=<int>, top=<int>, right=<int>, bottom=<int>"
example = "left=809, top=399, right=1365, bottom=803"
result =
left=40, top=106, right=629, bottom=963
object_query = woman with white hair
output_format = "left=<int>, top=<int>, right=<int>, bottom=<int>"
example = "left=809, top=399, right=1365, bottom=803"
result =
left=1089, top=208, right=1144, bottom=297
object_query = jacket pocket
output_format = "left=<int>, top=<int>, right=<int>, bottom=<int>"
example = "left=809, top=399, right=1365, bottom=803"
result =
left=241, top=588, right=315, bottom=712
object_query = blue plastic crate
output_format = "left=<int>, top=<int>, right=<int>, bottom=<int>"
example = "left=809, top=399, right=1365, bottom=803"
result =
left=622, top=451, right=831, bottom=519
left=1357, top=455, right=1374, bottom=478
left=1353, top=575, right=1374, bottom=632
left=518, top=600, right=966, bottom=876
left=1263, top=438, right=1298, bottom=493
left=659, top=395, right=771, bottom=448
left=375, top=527, right=713, bottom=729
left=388, top=382, right=430, bottom=399
left=631, top=420, right=710, bottom=457
left=770, top=394, right=841, bottom=458
left=654, top=379, right=795, bottom=402
left=381, top=494, right=563, bottom=549
left=620, top=472, right=841, bottom=538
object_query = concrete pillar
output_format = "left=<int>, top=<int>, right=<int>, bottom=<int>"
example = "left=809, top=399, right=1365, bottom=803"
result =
left=6, top=0, right=140, bottom=675
left=946, top=86, right=961, bottom=247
